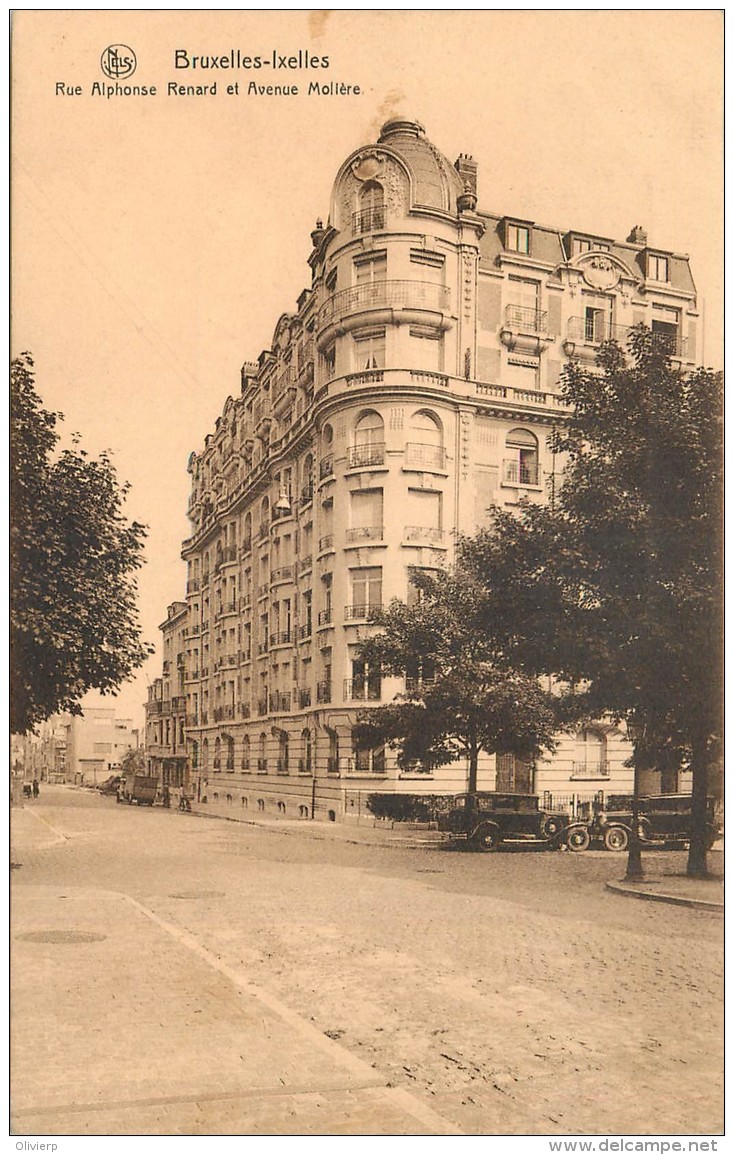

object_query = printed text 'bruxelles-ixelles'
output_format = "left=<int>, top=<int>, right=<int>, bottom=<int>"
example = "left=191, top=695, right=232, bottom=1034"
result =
left=173, top=49, right=330, bottom=70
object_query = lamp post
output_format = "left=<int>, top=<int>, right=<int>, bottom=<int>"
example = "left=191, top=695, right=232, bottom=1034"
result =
left=625, top=718, right=646, bottom=881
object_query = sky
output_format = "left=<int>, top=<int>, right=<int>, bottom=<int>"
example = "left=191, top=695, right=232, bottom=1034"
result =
left=11, top=10, right=724, bottom=731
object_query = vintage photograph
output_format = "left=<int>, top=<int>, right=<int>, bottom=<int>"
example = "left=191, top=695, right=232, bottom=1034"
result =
left=10, top=10, right=723, bottom=1142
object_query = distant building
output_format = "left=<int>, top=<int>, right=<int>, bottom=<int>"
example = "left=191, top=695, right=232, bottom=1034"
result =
left=151, top=118, right=699, bottom=820
left=144, top=601, right=188, bottom=789
left=63, top=708, right=140, bottom=785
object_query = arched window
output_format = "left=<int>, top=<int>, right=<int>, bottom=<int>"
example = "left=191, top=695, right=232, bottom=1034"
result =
left=243, top=512, right=252, bottom=551
left=406, top=411, right=444, bottom=470
left=202, top=738, right=209, bottom=770
left=301, top=453, right=314, bottom=505
left=214, top=736, right=221, bottom=770
left=258, top=732, right=267, bottom=773
left=241, top=734, right=250, bottom=772
left=504, top=428, right=539, bottom=486
left=327, top=727, right=339, bottom=775
left=351, top=411, right=385, bottom=468
left=278, top=731, right=289, bottom=775
left=573, top=729, right=608, bottom=778
left=224, top=734, right=235, bottom=771
left=301, top=728, right=312, bottom=774
left=358, top=181, right=385, bottom=232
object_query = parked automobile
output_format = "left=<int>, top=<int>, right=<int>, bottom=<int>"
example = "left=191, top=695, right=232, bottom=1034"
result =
left=591, top=793, right=719, bottom=851
left=117, top=774, right=158, bottom=806
left=98, top=775, right=122, bottom=796
left=437, top=792, right=577, bottom=852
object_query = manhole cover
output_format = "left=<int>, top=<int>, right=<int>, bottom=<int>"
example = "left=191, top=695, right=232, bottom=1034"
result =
left=17, top=930, right=107, bottom=944
left=169, top=891, right=225, bottom=900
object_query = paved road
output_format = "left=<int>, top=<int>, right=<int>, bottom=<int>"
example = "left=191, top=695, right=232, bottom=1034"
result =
left=11, top=786, right=723, bottom=1136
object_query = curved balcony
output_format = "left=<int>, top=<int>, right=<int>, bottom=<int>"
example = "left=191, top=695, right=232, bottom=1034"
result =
left=316, top=280, right=452, bottom=347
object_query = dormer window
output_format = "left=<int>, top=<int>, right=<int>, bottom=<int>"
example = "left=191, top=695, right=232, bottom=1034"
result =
left=570, top=236, right=610, bottom=256
left=647, top=253, right=669, bottom=282
left=505, top=222, right=530, bottom=254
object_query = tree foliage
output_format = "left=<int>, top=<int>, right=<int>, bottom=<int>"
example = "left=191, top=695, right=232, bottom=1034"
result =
left=352, top=567, right=559, bottom=792
left=10, top=353, right=152, bottom=734
left=460, top=329, right=723, bottom=875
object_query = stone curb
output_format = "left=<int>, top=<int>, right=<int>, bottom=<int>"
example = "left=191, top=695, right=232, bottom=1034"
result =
left=605, top=879, right=723, bottom=912
left=179, top=807, right=445, bottom=850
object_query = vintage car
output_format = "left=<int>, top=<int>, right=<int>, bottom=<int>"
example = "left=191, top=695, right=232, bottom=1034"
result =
left=591, top=793, right=719, bottom=851
left=437, top=792, right=578, bottom=852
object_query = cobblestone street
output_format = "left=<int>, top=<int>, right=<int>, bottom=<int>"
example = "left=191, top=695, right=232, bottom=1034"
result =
left=11, top=786, right=723, bottom=1136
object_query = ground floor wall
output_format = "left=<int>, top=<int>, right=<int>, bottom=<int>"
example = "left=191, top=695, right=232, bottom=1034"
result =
left=179, top=721, right=661, bottom=823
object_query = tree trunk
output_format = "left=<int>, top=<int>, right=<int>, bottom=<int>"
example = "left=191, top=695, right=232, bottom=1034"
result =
left=467, top=743, right=479, bottom=794
left=687, top=731, right=710, bottom=879
left=625, top=743, right=644, bottom=881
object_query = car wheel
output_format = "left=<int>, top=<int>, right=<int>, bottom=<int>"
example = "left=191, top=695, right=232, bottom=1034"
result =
left=540, top=814, right=564, bottom=839
left=566, top=826, right=591, bottom=852
left=603, top=825, right=629, bottom=852
left=471, top=824, right=501, bottom=852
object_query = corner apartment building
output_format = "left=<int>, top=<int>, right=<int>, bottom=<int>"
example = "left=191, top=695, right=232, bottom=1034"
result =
left=158, top=117, right=698, bottom=820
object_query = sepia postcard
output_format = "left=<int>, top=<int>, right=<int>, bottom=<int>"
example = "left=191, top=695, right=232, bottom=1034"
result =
left=10, top=10, right=723, bottom=1148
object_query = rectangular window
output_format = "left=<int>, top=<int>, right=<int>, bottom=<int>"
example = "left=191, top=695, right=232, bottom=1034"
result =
left=354, top=252, right=387, bottom=285
left=651, top=303, right=681, bottom=353
left=505, top=358, right=539, bottom=392
left=506, top=224, right=530, bottom=254
left=349, top=489, right=384, bottom=540
left=322, top=345, right=335, bottom=379
left=350, top=567, right=382, bottom=615
left=583, top=296, right=614, bottom=343
left=404, top=496, right=443, bottom=544
left=408, top=327, right=443, bottom=372
left=648, top=254, right=669, bottom=282
left=351, top=658, right=381, bottom=701
left=353, top=330, right=385, bottom=371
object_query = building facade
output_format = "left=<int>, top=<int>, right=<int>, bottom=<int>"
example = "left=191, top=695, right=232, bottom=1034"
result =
left=63, top=708, right=140, bottom=785
left=157, top=118, right=698, bottom=820
left=145, top=601, right=188, bottom=788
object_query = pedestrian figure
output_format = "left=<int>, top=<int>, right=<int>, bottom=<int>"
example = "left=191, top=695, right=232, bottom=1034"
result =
left=162, top=784, right=171, bottom=808
left=32, top=779, right=39, bottom=798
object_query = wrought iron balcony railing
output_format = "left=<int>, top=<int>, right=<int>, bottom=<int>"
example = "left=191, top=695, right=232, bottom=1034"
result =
left=404, top=526, right=444, bottom=544
left=347, top=443, right=385, bottom=468
left=316, top=681, right=332, bottom=703
left=346, top=525, right=384, bottom=543
left=570, top=760, right=611, bottom=779
left=317, top=280, right=451, bottom=330
left=343, top=677, right=382, bottom=702
left=504, top=304, right=548, bottom=333
left=352, top=205, right=386, bottom=235
left=403, top=442, right=447, bottom=470
left=503, top=459, right=540, bottom=486
left=344, top=603, right=382, bottom=621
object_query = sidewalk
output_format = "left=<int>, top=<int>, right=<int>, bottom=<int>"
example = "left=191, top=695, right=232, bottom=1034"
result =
left=10, top=809, right=460, bottom=1136
left=606, top=860, right=723, bottom=911
left=182, top=797, right=448, bottom=849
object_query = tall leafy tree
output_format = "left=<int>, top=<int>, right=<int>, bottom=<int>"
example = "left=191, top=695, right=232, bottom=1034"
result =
left=460, top=329, right=723, bottom=877
left=10, top=353, right=152, bottom=734
left=352, top=567, right=559, bottom=792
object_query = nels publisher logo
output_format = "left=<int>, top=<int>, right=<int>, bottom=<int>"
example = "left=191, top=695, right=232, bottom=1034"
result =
left=100, top=45, right=137, bottom=80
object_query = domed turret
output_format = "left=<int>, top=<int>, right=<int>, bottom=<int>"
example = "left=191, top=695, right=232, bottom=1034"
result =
left=376, top=117, right=465, bottom=214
